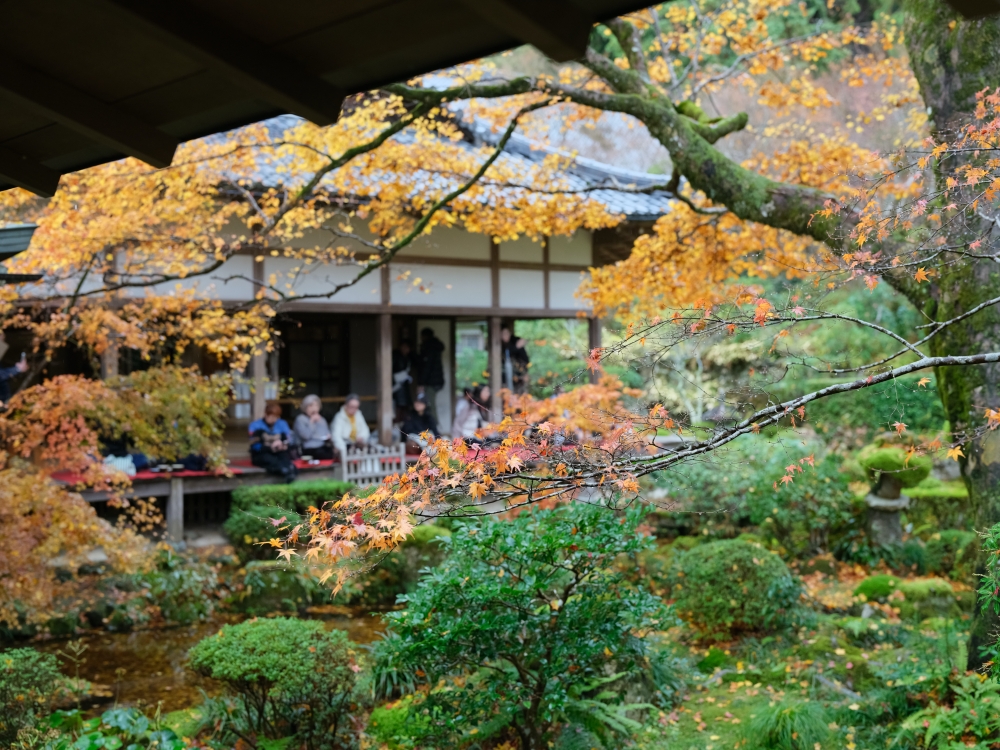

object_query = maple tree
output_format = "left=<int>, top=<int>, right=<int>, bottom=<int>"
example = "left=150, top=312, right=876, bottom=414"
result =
left=0, top=0, right=999, bottom=666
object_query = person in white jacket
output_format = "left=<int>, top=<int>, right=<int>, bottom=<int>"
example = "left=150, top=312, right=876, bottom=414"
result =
left=331, top=393, right=371, bottom=456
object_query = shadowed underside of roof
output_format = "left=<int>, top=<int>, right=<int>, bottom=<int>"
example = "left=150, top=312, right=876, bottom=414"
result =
left=0, top=0, right=651, bottom=197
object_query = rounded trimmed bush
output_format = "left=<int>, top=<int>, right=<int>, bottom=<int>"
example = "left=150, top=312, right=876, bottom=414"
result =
left=189, top=617, right=358, bottom=748
left=854, top=574, right=899, bottom=601
left=669, top=539, right=802, bottom=640
left=857, top=445, right=931, bottom=489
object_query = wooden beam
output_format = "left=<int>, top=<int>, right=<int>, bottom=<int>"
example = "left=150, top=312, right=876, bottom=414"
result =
left=458, top=0, right=593, bottom=62
left=167, top=476, right=184, bottom=543
left=102, top=0, right=345, bottom=126
left=0, top=54, right=177, bottom=168
left=0, top=145, right=61, bottom=197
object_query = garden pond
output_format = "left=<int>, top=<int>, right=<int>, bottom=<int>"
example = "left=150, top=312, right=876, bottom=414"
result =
left=30, top=606, right=385, bottom=714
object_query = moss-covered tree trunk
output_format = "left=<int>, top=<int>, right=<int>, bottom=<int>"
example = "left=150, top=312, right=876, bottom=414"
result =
left=904, top=0, right=1000, bottom=670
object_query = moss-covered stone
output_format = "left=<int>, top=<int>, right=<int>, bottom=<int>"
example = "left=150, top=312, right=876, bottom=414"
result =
left=854, top=574, right=899, bottom=602
left=897, top=578, right=960, bottom=622
left=857, top=445, right=931, bottom=490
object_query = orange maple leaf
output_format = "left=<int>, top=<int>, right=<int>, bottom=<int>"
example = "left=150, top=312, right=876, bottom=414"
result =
left=914, top=267, right=929, bottom=283
left=892, top=421, right=907, bottom=435
left=917, top=377, right=931, bottom=388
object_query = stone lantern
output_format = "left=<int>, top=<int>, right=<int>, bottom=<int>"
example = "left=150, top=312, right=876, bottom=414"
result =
left=857, top=440, right=931, bottom=547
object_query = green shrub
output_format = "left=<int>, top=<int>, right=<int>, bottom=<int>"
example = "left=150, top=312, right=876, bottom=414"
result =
left=925, top=530, right=978, bottom=582
left=669, top=539, right=803, bottom=640
left=337, top=524, right=450, bottom=606
left=230, top=480, right=354, bottom=512
left=907, top=478, right=972, bottom=531
left=805, top=374, right=946, bottom=438
left=854, top=574, right=899, bottom=601
left=224, top=505, right=304, bottom=563
left=373, top=504, right=670, bottom=750
left=744, top=698, right=829, bottom=750
left=366, top=694, right=431, bottom=749
left=857, top=445, right=931, bottom=489
left=0, top=649, right=61, bottom=745
left=139, top=552, right=218, bottom=624
left=231, top=560, right=333, bottom=615
left=189, top=617, right=358, bottom=749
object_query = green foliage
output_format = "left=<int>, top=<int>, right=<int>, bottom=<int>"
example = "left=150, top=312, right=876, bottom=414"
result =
left=39, top=707, right=184, bottom=750
left=743, top=699, right=829, bottom=750
left=925, top=530, right=979, bottom=582
left=895, top=674, right=1000, bottom=749
left=230, top=480, right=355, bottom=512
left=908, top=479, right=973, bottom=531
left=189, top=617, right=358, bottom=749
left=224, top=505, right=304, bottom=563
left=366, top=695, right=431, bottom=749
left=857, top=444, right=932, bottom=489
left=669, top=539, right=804, bottom=640
left=139, top=550, right=217, bottom=624
left=804, top=373, right=946, bottom=439
left=979, top=522, right=1000, bottom=678
left=650, top=435, right=857, bottom=556
left=0, top=649, right=61, bottom=746
left=232, top=560, right=332, bottom=615
left=373, top=504, right=670, bottom=750
left=337, top=524, right=450, bottom=606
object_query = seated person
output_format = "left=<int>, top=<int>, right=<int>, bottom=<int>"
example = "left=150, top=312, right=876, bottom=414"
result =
left=331, top=393, right=370, bottom=456
left=293, top=394, right=334, bottom=460
left=248, top=401, right=296, bottom=481
left=454, top=385, right=489, bottom=440
left=401, top=394, right=439, bottom=453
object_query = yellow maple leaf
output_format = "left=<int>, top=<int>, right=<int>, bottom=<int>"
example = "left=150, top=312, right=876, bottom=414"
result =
left=947, top=446, right=964, bottom=461
left=917, top=377, right=931, bottom=387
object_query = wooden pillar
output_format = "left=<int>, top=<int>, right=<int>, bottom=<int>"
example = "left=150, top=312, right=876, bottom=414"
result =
left=377, top=312, right=393, bottom=445
left=100, top=341, right=119, bottom=380
left=588, top=317, right=602, bottom=384
left=167, top=476, right=184, bottom=544
left=250, top=351, right=266, bottom=421
left=489, top=316, right=502, bottom=421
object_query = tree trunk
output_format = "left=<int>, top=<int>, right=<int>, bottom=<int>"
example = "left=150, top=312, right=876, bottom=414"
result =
left=904, top=0, right=1000, bottom=670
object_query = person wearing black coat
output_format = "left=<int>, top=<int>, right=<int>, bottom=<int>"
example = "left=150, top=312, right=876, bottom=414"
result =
left=401, top=394, right=439, bottom=453
left=416, top=327, right=445, bottom=420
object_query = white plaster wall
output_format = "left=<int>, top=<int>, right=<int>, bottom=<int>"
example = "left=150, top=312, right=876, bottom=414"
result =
left=398, top=226, right=490, bottom=260
left=549, top=270, right=589, bottom=310
left=263, top=257, right=382, bottom=303
left=550, top=231, right=592, bottom=266
left=498, top=236, right=543, bottom=263
left=499, top=268, right=545, bottom=309
left=389, top=264, right=490, bottom=307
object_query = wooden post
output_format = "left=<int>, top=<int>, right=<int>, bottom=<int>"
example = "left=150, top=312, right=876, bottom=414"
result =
left=167, top=476, right=184, bottom=543
left=377, top=312, right=393, bottom=446
left=250, top=351, right=266, bottom=421
left=489, top=316, right=502, bottom=421
left=588, top=317, right=602, bottom=384
left=100, top=341, right=119, bottom=379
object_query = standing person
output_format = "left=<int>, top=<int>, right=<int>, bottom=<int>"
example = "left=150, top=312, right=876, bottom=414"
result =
left=416, top=327, right=445, bottom=420
left=0, top=348, right=27, bottom=406
left=293, top=394, right=334, bottom=460
left=501, top=326, right=531, bottom=395
left=331, top=393, right=371, bottom=457
left=249, top=402, right=296, bottom=481
left=401, top=394, right=439, bottom=453
left=392, top=340, right=414, bottom=419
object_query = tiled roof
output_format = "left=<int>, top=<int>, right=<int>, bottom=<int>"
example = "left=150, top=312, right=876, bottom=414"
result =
left=249, top=114, right=674, bottom=222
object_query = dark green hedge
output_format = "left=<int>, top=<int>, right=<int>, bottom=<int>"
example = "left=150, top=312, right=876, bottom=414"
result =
left=230, top=480, right=355, bottom=512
